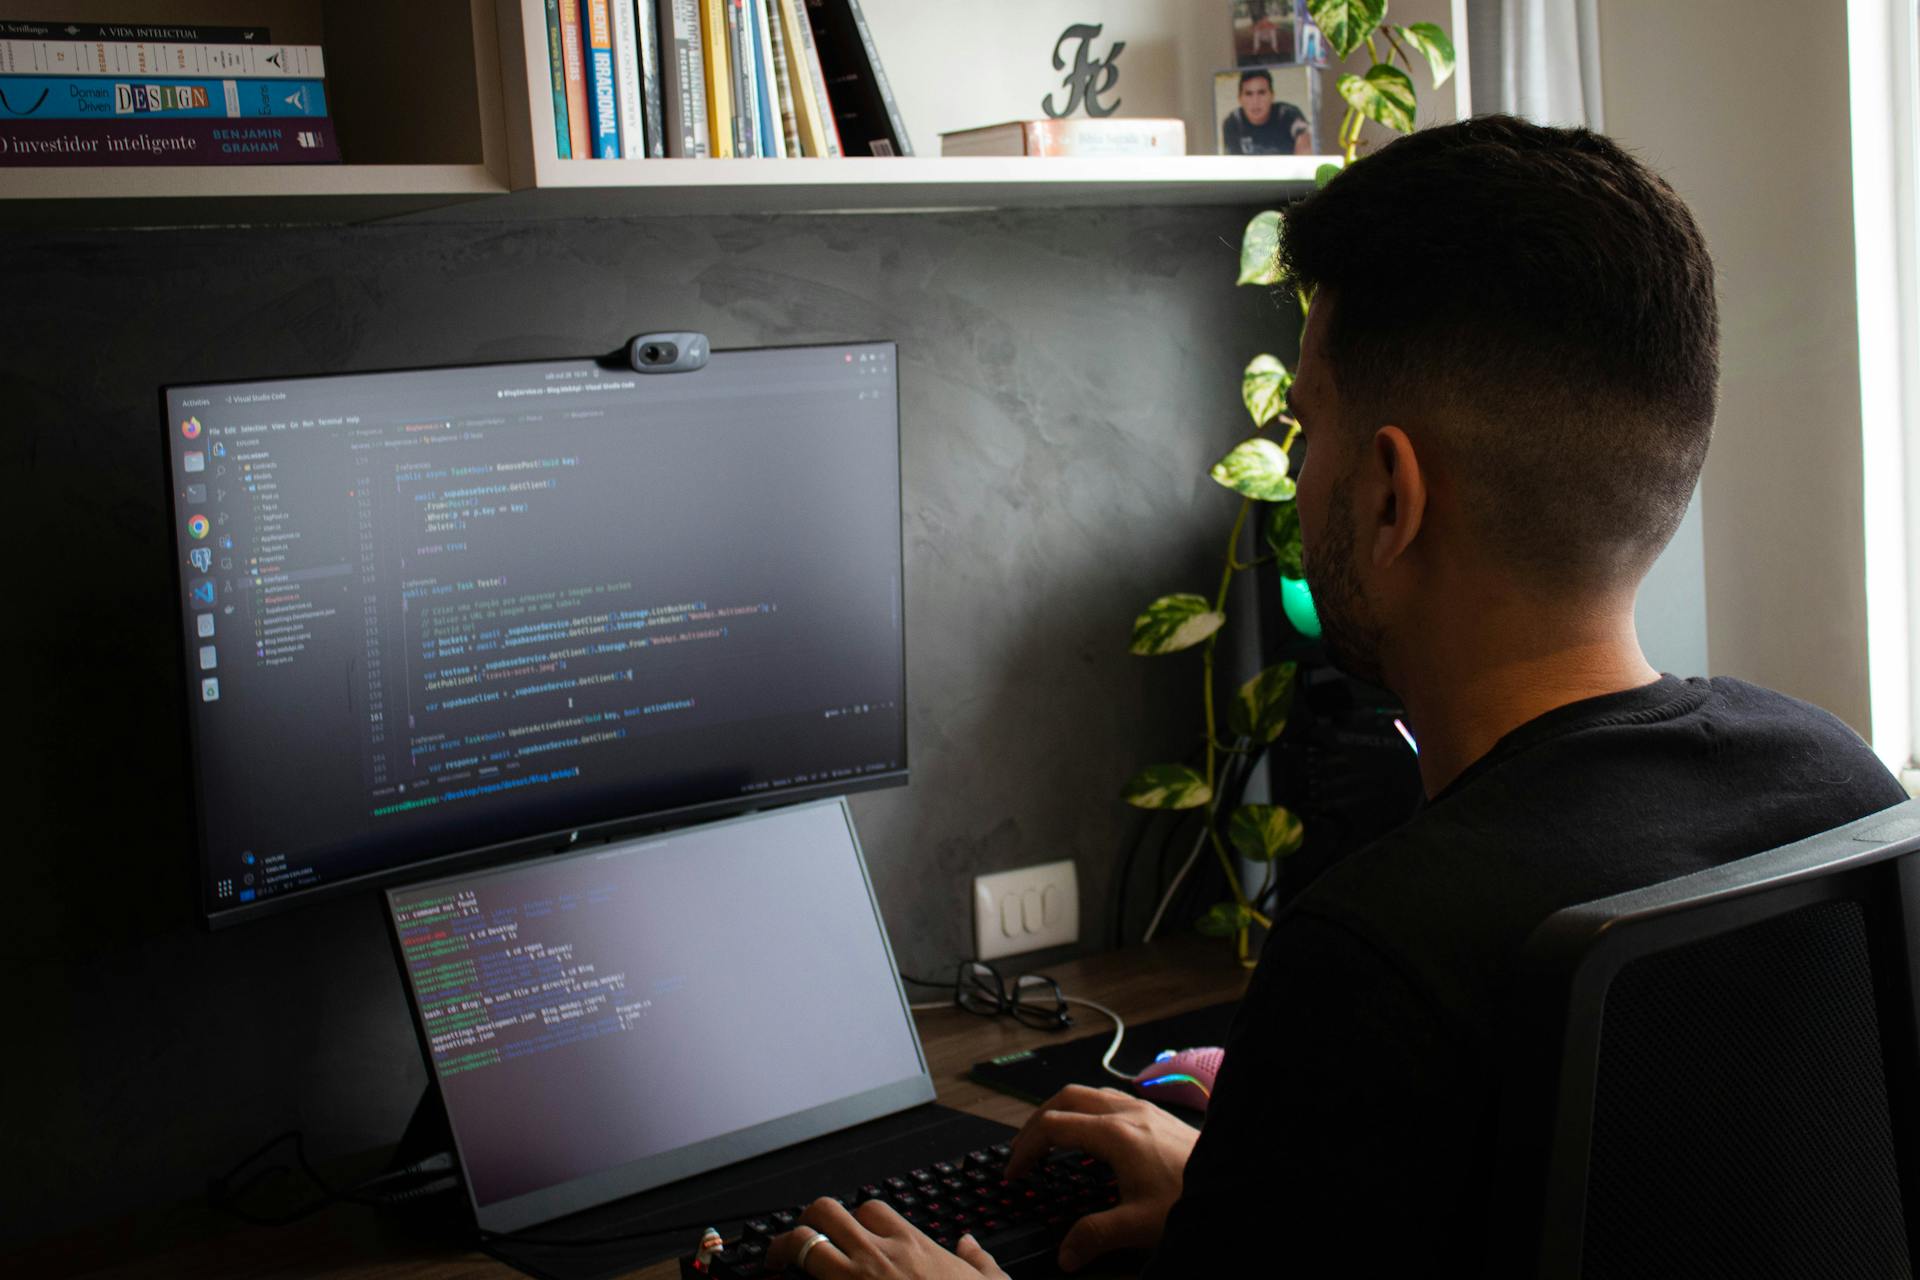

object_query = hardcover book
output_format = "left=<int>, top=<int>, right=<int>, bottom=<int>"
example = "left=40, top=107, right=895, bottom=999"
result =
left=0, top=21, right=270, bottom=43
left=556, top=0, right=592, bottom=157
left=776, top=0, right=838, bottom=156
left=940, top=117, right=1186, bottom=158
left=800, top=0, right=908, bottom=156
left=609, top=0, right=645, bottom=156
left=657, top=0, right=710, bottom=157
left=583, top=0, right=621, bottom=156
left=724, top=0, right=758, bottom=157
left=0, top=115, right=340, bottom=165
left=0, top=39, right=322, bottom=78
left=633, top=0, right=666, bottom=156
left=747, top=0, right=782, bottom=156
left=762, top=0, right=800, bottom=157
left=698, top=0, right=733, bottom=156
left=0, top=75, right=328, bottom=119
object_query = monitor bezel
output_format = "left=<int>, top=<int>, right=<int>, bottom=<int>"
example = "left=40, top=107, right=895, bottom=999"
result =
left=159, top=340, right=908, bottom=931
left=380, top=795, right=936, bottom=1236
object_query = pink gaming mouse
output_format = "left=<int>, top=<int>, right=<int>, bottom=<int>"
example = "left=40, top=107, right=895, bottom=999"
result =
left=1130, top=1046, right=1224, bottom=1112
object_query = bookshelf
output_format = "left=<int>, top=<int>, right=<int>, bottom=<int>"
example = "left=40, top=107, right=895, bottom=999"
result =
left=0, top=0, right=1333, bottom=228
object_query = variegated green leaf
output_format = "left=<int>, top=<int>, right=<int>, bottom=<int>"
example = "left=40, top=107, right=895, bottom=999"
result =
left=1338, top=64, right=1417, bottom=135
left=1241, top=355, right=1292, bottom=428
left=1229, top=661, right=1299, bottom=744
left=1398, top=22, right=1455, bottom=88
left=1307, top=0, right=1388, bottom=60
left=1123, top=764, right=1214, bottom=810
left=1210, top=438, right=1296, bottom=502
left=1237, top=209, right=1284, bottom=286
left=1315, top=161, right=1343, bottom=188
left=1266, top=500, right=1304, bottom=578
left=1129, top=593, right=1225, bottom=655
left=1195, top=899, right=1254, bottom=937
left=1229, top=804, right=1307, bottom=862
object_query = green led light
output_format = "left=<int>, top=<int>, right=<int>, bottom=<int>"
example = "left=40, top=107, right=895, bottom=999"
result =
left=1279, top=575, right=1322, bottom=638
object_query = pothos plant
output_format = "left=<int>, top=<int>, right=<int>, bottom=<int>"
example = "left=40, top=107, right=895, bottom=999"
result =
left=1121, top=1, right=1454, bottom=966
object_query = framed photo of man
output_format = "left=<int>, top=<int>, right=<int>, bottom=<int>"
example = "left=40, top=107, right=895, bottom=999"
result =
left=1215, top=64, right=1318, bottom=156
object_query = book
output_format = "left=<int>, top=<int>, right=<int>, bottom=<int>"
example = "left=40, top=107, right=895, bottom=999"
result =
left=724, top=0, right=757, bottom=157
left=747, top=0, right=781, bottom=157
left=583, top=0, right=620, bottom=156
left=698, top=0, right=732, bottom=156
left=940, top=117, right=1186, bottom=158
left=543, top=0, right=570, bottom=158
left=0, top=115, right=339, bottom=165
left=0, top=75, right=328, bottom=119
left=556, top=0, right=591, bottom=157
left=0, top=21, right=270, bottom=43
left=0, top=39, right=322, bottom=78
left=762, top=0, right=799, bottom=158
left=801, top=0, right=908, bottom=156
left=609, top=0, right=645, bottom=157
left=657, top=0, right=710, bottom=157
left=632, top=0, right=666, bottom=157
left=777, top=0, right=839, bottom=156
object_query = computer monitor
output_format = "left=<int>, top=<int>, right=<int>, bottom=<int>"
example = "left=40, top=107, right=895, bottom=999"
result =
left=383, top=797, right=933, bottom=1234
left=162, top=342, right=905, bottom=927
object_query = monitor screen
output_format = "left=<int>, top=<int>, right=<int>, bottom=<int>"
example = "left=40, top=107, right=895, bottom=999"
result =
left=384, top=798, right=932, bottom=1232
left=163, top=342, right=906, bottom=926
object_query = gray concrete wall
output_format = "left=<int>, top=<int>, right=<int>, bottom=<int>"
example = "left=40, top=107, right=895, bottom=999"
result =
left=0, top=205, right=1283, bottom=1243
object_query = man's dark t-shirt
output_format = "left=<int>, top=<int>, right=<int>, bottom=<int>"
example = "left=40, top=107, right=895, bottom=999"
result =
left=1147, top=676, right=1905, bottom=1275
left=1222, top=104, right=1306, bottom=155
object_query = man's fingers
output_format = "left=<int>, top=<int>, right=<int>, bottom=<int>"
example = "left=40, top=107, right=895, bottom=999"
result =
left=852, top=1196, right=910, bottom=1235
left=797, top=1197, right=873, bottom=1252
left=1006, top=1109, right=1123, bottom=1180
left=955, top=1232, right=1004, bottom=1277
left=765, top=1226, right=854, bottom=1278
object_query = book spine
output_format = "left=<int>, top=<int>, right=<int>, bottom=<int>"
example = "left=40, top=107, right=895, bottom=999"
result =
left=747, top=0, right=781, bottom=157
left=760, top=0, right=797, bottom=158
left=770, top=0, right=823, bottom=156
left=656, top=0, right=708, bottom=156
left=557, top=0, right=591, bottom=158
left=838, top=0, right=907, bottom=155
left=609, top=0, right=644, bottom=157
left=583, top=0, right=620, bottom=156
left=634, top=0, right=666, bottom=157
left=544, top=0, right=571, bottom=158
left=725, top=0, right=756, bottom=157
left=0, top=39, right=323, bottom=78
left=697, top=0, right=732, bottom=156
left=787, top=0, right=840, bottom=156
left=0, top=115, right=339, bottom=165
left=0, top=21, right=271, bottom=43
left=0, top=75, right=327, bottom=118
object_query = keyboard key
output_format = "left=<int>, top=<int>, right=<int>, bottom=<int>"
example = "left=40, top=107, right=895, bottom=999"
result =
left=885, top=1175, right=911, bottom=1192
left=910, top=1167, right=934, bottom=1184
left=934, top=1160, right=960, bottom=1176
left=771, top=1209, right=799, bottom=1230
left=859, top=1184, right=884, bottom=1203
left=743, top=1218, right=773, bottom=1239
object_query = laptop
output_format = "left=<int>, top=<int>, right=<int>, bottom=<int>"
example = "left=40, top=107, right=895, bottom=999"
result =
left=383, top=797, right=1031, bottom=1278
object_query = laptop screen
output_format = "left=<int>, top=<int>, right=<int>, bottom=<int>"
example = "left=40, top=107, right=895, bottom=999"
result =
left=384, top=798, right=931, bottom=1232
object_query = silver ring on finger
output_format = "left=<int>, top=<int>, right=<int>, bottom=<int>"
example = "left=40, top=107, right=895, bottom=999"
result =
left=795, top=1228, right=834, bottom=1273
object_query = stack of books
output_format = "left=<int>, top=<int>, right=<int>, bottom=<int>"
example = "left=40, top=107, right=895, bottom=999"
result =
left=546, top=0, right=909, bottom=159
left=0, top=19, right=338, bottom=167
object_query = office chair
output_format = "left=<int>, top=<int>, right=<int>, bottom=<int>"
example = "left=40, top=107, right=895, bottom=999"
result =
left=1490, top=799, right=1920, bottom=1279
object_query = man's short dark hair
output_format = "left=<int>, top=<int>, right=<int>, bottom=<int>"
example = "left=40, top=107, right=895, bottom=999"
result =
left=1240, top=69, right=1274, bottom=91
left=1280, top=114, right=1719, bottom=587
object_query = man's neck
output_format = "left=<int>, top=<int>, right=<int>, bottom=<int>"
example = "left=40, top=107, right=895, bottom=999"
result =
left=1387, top=600, right=1660, bottom=798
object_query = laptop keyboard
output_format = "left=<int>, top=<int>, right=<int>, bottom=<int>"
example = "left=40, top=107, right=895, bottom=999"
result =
left=688, top=1143, right=1120, bottom=1277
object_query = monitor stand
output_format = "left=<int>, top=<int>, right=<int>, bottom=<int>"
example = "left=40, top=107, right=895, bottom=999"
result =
left=391, top=1079, right=454, bottom=1173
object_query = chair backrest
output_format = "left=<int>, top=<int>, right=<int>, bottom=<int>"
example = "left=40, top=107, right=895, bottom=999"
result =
left=1490, top=799, right=1920, bottom=1279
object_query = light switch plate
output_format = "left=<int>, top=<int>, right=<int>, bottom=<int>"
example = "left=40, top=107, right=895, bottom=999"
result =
left=973, top=859, right=1079, bottom=961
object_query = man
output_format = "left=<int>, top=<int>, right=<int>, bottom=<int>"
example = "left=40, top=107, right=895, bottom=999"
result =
left=767, top=115, right=1907, bottom=1278
left=1222, top=68, right=1312, bottom=156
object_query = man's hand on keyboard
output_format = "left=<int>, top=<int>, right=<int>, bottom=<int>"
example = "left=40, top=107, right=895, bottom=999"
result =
left=1004, top=1085, right=1197, bottom=1273
left=766, top=1197, right=1009, bottom=1279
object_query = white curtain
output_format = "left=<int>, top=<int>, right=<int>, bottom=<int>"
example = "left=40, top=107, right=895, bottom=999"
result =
left=1468, top=0, right=1605, bottom=129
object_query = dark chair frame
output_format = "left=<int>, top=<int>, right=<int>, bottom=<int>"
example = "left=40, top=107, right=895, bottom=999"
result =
left=1488, top=799, right=1920, bottom=1278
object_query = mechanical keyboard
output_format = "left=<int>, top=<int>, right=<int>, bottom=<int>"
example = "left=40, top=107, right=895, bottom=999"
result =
left=682, top=1143, right=1120, bottom=1278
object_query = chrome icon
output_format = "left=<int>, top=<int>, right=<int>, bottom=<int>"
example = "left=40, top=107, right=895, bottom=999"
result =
left=181, top=416, right=202, bottom=440
left=187, top=514, right=210, bottom=539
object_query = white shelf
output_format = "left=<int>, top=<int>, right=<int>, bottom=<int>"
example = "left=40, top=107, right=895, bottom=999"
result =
left=0, top=163, right=505, bottom=228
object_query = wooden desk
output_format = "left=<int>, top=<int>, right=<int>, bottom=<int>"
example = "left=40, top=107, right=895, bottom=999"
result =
left=34, top=935, right=1248, bottom=1280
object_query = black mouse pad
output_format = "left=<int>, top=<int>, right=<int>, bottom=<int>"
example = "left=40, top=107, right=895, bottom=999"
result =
left=968, top=1001, right=1240, bottom=1110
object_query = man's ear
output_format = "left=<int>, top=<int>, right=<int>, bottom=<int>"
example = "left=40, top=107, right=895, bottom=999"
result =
left=1368, top=425, right=1427, bottom=569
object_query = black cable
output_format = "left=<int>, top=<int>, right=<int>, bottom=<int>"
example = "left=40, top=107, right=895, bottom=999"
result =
left=209, top=1130, right=459, bottom=1229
